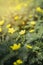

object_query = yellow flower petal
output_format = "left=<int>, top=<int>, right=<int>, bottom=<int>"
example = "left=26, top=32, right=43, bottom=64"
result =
left=10, top=43, right=21, bottom=50
left=16, top=59, right=23, bottom=64
left=6, top=24, right=11, bottom=28
left=14, top=15, right=19, bottom=20
left=0, top=20, right=4, bottom=26
left=13, top=62, right=17, bottom=65
left=36, top=7, right=42, bottom=12
left=19, top=30, right=25, bottom=35
left=8, top=28, right=16, bottom=34
left=30, top=21, right=36, bottom=25
left=29, top=29, right=35, bottom=33
left=26, top=45, right=32, bottom=49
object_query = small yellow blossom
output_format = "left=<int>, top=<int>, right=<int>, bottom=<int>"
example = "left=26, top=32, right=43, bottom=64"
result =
left=13, top=62, right=17, bottom=65
left=16, top=59, right=23, bottom=64
left=19, top=30, right=25, bottom=35
left=26, top=45, right=32, bottom=49
left=14, top=15, right=19, bottom=20
left=10, top=43, right=21, bottom=50
left=13, top=59, right=23, bottom=65
left=6, top=24, right=11, bottom=28
left=30, top=21, right=36, bottom=25
left=36, top=7, right=42, bottom=12
left=8, top=28, right=16, bottom=34
left=0, top=20, right=4, bottom=26
left=29, top=29, right=35, bottom=33
left=0, top=28, right=2, bottom=32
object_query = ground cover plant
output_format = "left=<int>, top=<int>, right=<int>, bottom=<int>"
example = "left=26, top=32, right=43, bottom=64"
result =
left=0, top=0, right=43, bottom=65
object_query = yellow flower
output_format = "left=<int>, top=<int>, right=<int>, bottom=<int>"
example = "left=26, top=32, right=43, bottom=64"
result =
left=6, top=24, right=11, bottom=28
left=10, top=43, right=21, bottom=50
left=30, top=21, right=36, bottom=25
left=0, top=20, right=4, bottom=26
left=19, top=30, right=25, bottom=35
left=26, top=45, right=32, bottom=49
left=16, top=59, right=23, bottom=64
left=29, top=29, right=34, bottom=33
left=36, top=7, right=42, bottom=12
left=0, top=28, right=2, bottom=32
left=13, top=62, right=17, bottom=65
left=13, top=59, right=23, bottom=65
left=8, top=28, right=16, bottom=34
left=14, top=15, right=19, bottom=20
